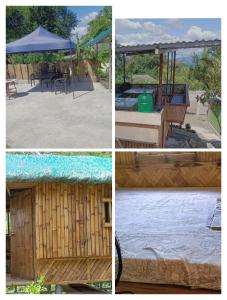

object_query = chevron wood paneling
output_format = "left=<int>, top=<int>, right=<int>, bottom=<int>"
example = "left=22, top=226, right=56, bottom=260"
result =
left=37, top=258, right=112, bottom=284
left=116, top=152, right=221, bottom=188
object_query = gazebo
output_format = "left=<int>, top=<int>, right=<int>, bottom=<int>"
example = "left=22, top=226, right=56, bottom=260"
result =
left=115, top=39, right=221, bottom=148
left=6, top=26, right=76, bottom=97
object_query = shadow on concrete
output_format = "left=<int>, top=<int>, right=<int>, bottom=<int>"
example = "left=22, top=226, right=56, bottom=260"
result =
left=25, top=75, right=95, bottom=94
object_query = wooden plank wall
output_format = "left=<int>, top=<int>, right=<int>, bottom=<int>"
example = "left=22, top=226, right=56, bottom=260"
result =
left=116, top=152, right=221, bottom=188
left=10, top=189, right=34, bottom=279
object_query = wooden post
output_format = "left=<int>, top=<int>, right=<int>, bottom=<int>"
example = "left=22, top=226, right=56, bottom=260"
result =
left=166, top=52, right=169, bottom=99
left=123, top=54, right=126, bottom=83
left=172, top=51, right=176, bottom=96
left=157, top=53, right=164, bottom=108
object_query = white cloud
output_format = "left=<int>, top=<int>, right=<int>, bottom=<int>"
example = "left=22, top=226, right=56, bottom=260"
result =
left=165, top=19, right=183, bottom=29
left=82, top=12, right=98, bottom=24
left=116, top=19, right=221, bottom=46
left=186, top=26, right=220, bottom=41
left=143, top=21, right=164, bottom=34
left=71, top=11, right=99, bottom=39
left=116, top=32, right=179, bottom=46
left=71, top=26, right=87, bottom=39
left=116, top=19, right=142, bottom=30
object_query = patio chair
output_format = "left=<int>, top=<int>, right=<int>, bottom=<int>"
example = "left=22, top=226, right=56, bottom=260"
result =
left=54, top=73, right=70, bottom=94
left=30, top=73, right=39, bottom=86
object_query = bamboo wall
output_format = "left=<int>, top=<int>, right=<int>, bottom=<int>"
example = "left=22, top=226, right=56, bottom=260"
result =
left=35, top=182, right=112, bottom=259
left=34, top=182, right=112, bottom=283
left=116, top=152, right=221, bottom=188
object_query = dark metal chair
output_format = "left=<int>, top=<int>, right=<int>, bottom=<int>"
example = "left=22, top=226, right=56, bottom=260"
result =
left=54, top=72, right=70, bottom=94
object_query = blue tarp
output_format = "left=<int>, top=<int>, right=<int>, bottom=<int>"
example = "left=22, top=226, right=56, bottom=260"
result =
left=6, top=154, right=112, bottom=184
left=83, top=28, right=112, bottom=48
left=6, top=26, right=74, bottom=54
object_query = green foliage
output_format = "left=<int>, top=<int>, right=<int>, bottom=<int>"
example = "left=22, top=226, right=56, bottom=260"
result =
left=80, top=7, right=112, bottom=80
left=12, top=52, right=65, bottom=64
left=190, top=47, right=221, bottom=130
left=92, top=281, right=112, bottom=292
left=6, top=6, right=78, bottom=64
left=6, top=7, right=27, bottom=42
left=190, top=47, right=221, bottom=99
left=116, top=47, right=221, bottom=93
left=83, top=7, right=112, bottom=43
left=6, top=6, right=78, bottom=42
left=209, top=101, right=221, bottom=134
left=21, top=276, right=47, bottom=294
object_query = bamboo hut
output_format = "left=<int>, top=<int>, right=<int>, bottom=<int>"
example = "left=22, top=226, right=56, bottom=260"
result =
left=115, top=152, right=221, bottom=294
left=6, top=154, right=112, bottom=286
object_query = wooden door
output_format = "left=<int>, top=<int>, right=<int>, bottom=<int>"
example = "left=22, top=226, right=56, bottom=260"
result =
left=10, top=189, right=34, bottom=279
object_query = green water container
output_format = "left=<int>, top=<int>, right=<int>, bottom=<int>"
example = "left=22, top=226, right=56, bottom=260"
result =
left=138, top=90, right=153, bottom=112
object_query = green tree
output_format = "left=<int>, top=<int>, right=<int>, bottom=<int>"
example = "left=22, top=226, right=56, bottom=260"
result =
left=6, top=6, right=78, bottom=42
left=83, top=7, right=112, bottom=42
left=6, top=7, right=27, bottom=42
left=190, top=47, right=221, bottom=132
left=190, top=47, right=221, bottom=99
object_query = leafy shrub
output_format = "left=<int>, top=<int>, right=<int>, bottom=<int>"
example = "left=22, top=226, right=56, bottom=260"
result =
left=22, top=275, right=47, bottom=294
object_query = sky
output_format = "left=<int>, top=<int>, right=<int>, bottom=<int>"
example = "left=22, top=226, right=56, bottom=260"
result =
left=116, top=18, right=221, bottom=45
left=68, top=6, right=105, bottom=39
left=116, top=18, right=221, bottom=63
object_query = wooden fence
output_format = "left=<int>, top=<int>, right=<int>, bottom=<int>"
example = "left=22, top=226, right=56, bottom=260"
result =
left=6, top=60, right=98, bottom=82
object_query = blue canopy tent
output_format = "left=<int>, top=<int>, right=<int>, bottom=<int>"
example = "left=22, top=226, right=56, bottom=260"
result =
left=83, top=28, right=112, bottom=90
left=6, top=26, right=74, bottom=54
left=6, top=26, right=76, bottom=97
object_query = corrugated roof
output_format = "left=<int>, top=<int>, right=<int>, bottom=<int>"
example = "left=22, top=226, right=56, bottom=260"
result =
left=116, top=39, right=221, bottom=55
left=6, top=154, right=112, bottom=184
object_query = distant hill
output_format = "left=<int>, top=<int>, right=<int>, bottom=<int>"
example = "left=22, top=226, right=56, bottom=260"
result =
left=177, top=56, right=194, bottom=65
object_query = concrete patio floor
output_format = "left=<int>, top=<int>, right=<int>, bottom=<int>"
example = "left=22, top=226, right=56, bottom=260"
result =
left=6, top=79, right=112, bottom=148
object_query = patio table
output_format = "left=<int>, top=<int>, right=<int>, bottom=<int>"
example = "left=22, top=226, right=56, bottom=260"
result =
left=39, top=73, right=57, bottom=89
left=115, top=97, right=138, bottom=111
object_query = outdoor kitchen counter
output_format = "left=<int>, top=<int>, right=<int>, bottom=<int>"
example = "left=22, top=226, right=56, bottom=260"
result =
left=115, top=110, right=164, bottom=146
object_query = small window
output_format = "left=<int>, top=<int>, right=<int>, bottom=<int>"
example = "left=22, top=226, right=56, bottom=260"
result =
left=105, top=202, right=110, bottom=223
left=103, top=198, right=112, bottom=227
